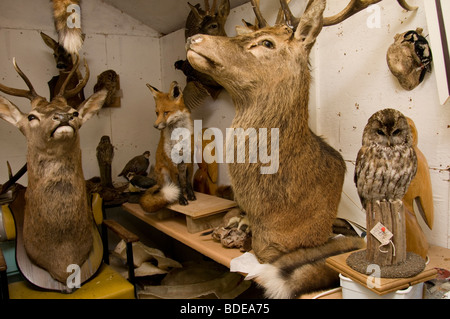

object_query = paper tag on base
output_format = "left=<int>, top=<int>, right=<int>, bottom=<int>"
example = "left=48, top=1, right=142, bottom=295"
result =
left=370, top=222, right=393, bottom=246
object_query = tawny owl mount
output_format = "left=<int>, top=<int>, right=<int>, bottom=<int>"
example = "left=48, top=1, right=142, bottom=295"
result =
left=354, top=108, right=417, bottom=208
left=352, top=108, right=427, bottom=278
left=94, top=69, right=121, bottom=108
left=387, top=28, right=433, bottom=91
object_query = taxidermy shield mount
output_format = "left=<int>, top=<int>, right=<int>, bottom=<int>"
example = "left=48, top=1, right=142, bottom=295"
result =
left=387, top=28, right=433, bottom=91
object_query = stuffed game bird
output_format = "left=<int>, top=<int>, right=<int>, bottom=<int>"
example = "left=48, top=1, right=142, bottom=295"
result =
left=118, top=151, right=150, bottom=179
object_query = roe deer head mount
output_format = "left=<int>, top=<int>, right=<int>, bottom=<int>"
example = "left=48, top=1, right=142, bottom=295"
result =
left=0, top=55, right=107, bottom=284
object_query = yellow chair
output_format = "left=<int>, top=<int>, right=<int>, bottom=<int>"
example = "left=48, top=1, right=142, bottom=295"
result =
left=0, top=188, right=139, bottom=299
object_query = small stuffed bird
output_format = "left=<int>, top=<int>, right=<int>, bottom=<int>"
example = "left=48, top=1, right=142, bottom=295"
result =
left=118, top=151, right=150, bottom=178
left=96, top=135, right=114, bottom=187
left=126, top=172, right=157, bottom=192
left=402, top=29, right=433, bottom=83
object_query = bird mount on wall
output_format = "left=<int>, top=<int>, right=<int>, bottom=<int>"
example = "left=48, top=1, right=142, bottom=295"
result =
left=350, top=109, right=426, bottom=278
left=175, top=0, right=230, bottom=110
left=93, top=70, right=122, bottom=108
left=387, top=28, right=433, bottom=91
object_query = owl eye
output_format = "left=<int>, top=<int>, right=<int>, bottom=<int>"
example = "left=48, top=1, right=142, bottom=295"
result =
left=392, top=129, right=401, bottom=136
left=377, top=129, right=385, bottom=136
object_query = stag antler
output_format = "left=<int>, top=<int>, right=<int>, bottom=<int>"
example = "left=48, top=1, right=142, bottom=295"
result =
left=58, top=54, right=90, bottom=99
left=0, top=58, right=41, bottom=101
left=323, top=0, right=418, bottom=26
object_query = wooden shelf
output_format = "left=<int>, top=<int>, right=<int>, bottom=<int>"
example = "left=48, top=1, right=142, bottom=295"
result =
left=121, top=202, right=243, bottom=268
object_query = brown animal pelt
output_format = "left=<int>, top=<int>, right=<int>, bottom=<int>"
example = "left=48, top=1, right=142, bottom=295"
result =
left=52, top=0, right=83, bottom=54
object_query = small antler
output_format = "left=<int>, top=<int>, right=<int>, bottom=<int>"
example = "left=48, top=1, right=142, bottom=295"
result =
left=323, top=0, right=418, bottom=26
left=250, top=0, right=269, bottom=29
left=0, top=58, right=41, bottom=101
left=58, top=54, right=90, bottom=99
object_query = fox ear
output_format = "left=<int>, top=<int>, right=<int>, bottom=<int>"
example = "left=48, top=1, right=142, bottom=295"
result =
left=169, top=81, right=182, bottom=101
left=294, top=0, right=326, bottom=53
left=146, top=83, right=161, bottom=98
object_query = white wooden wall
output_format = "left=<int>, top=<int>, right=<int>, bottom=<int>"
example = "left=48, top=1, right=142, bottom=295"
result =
left=0, top=0, right=162, bottom=185
left=0, top=0, right=448, bottom=249
left=160, top=0, right=449, bottom=249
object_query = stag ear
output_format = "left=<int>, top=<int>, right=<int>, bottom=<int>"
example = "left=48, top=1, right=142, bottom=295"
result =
left=294, top=0, right=326, bottom=52
left=0, top=96, right=25, bottom=127
left=169, top=81, right=182, bottom=101
left=78, top=89, right=107, bottom=124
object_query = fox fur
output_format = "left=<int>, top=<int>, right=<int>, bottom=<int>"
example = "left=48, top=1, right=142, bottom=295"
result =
left=52, top=0, right=83, bottom=54
left=140, top=81, right=196, bottom=213
left=186, top=0, right=365, bottom=298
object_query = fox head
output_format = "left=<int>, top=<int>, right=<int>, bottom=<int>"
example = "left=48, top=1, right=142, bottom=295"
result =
left=146, top=81, right=189, bottom=130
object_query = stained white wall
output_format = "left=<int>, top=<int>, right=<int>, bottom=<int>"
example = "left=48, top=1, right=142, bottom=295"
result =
left=160, top=0, right=449, bottom=249
left=0, top=0, right=448, bottom=250
left=0, top=0, right=162, bottom=185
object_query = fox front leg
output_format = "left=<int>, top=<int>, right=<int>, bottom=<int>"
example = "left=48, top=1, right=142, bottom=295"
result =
left=177, top=162, right=189, bottom=205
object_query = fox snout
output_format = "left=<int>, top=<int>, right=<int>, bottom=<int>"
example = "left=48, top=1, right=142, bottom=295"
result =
left=154, top=122, right=166, bottom=130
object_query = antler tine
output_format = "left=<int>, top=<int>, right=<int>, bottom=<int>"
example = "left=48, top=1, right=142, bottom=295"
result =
left=279, top=0, right=300, bottom=29
left=204, top=0, right=210, bottom=13
left=397, top=0, right=418, bottom=11
left=0, top=58, right=40, bottom=101
left=62, top=54, right=90, bottom=99
left=250, top=0, right=269, bottom=29
left=323, top=0, right=417, bottom=26
left=323, top=0, right=381, bottom=26
left=211, top=0, right=218, bottom=15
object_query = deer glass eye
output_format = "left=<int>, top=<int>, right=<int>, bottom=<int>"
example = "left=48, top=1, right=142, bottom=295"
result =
left=72, top=111, right=79, bottom=118
left=261, top=40, right=274, bottom=49
left=27, top=114, right=38, bottom=121
left=209, top=23, right=218, bottom=29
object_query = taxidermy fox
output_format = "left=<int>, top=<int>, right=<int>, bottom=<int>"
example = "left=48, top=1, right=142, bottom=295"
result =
left=140, top=81, right=196, bottom=213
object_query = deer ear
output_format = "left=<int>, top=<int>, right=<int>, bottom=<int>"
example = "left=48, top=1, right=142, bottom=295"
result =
left=294, top=0, right=326, bottom=52
left=0, top=96, right=25, bottom=127
left=78, top=89, right=107, bottom=124
left=40, top=32, right=59, bottom=50
left=218, top=0, right=230, bottom=18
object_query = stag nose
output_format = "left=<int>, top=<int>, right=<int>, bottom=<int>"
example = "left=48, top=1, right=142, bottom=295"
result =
left=53, top=112, right=73, bottom=123
left=186, top=35, right=203, bottom=50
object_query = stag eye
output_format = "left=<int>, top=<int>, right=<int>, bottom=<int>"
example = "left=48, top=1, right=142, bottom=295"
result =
left=72, top=111, right=79, bottom=118
left=261, top=40, right=274, bottom=49
left=209, top=23, right=218, bottom=29
left=27, top=114, right=38, bottom=121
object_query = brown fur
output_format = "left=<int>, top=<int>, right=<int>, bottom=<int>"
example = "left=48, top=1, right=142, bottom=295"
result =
left=140, top=82, right=196, bottom=212
left=40, top=32, right=85, bottom=108
left=187, top=0, right=346, bottom=263
left=52, top=0, right=83, bottom=54
left=0, top=60, right=107, bottom=283
left=186, top=0, right=365, bottom=297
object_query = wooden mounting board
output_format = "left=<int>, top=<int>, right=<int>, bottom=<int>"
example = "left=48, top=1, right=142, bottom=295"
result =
left=167, top=192, right=236, bottom=219
left=326, top=249, right=437, bottom=296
